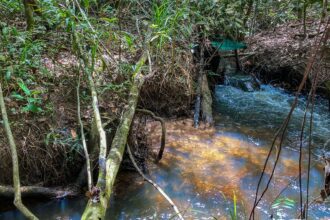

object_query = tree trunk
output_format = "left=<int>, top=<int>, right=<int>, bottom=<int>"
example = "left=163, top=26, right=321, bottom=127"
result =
left=322, top=0, right=328, bottom=22
left=243, top=0, right=253, bottom=27
left=194, top=39, right=205, bottom=128
left=22, top=0, right=34, bottom=30
left=77, top=76, right=93, bottom=191
left=0, top=82, right=38, bottom=220
left=81, top=53, right=147, bottom=220
left=201, top=74, right=213, bottom=126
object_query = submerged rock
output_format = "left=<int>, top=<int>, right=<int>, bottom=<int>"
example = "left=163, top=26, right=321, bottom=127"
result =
left=224, top=74, right=260, bottom=92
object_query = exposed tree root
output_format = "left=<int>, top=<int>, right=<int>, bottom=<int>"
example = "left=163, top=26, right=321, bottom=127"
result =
left=137, top=108, right=166, bottom=162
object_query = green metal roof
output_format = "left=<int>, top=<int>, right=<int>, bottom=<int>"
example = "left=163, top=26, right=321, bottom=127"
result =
left=211, top=39, right=247, bottom=51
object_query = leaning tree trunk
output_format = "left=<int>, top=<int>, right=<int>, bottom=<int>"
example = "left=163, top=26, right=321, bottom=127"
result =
left=0, top=82, right=38, bottom=220
left=81, top=53, right=147, bottom=220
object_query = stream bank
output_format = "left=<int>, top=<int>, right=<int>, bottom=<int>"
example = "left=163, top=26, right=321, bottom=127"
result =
left=244, top=20, right=330, bottom=96
left=1, top=82, right=329, bottom=219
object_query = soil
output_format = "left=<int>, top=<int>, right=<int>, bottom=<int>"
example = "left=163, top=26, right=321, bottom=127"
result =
left=243, top=20, right=329, bottom=94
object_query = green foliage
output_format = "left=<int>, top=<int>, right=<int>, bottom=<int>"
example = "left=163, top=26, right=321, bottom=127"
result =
left=1, top=24, right=45, bottom=79
left=149, top=0, right=189, bottom=50
left=188, top=0, right=245, bottom=39
left=0, top=23, right=46, bottom=114
left=11, top=79, right=43, bottom=113
left=0, top=0, right=21, bottom=15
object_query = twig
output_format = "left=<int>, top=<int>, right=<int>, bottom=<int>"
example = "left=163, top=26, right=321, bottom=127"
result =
left=126, top=144, right=184, bottom=220
left=298, top=86, right=312, bottom=217
left=77, top=74, right=93, bottom=191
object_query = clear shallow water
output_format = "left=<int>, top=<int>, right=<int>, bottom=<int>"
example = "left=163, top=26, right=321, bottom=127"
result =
left=1, top=84, right=330, bottom=219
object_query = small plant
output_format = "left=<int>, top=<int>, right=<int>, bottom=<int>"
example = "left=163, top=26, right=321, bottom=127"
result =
left=230, top=191, right=238, bottom=220
left=11, top=79, right=43, bottom=113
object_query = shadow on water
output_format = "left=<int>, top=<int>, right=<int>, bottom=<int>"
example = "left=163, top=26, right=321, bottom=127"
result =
left=1, top=84, right=330, bottom=219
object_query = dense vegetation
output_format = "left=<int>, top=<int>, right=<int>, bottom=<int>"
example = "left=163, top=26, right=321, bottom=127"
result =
left=0, top=0, right=329, bottom=219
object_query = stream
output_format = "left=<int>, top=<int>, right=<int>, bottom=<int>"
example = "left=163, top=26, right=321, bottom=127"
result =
left=1, top=82, right=330, bottom=219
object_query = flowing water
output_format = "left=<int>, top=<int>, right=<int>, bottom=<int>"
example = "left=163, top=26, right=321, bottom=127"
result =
left=1, top=83, right=330, bottom=219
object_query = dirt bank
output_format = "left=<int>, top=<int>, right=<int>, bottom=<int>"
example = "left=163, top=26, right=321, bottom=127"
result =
left=244, top=20, right=329, bottom=94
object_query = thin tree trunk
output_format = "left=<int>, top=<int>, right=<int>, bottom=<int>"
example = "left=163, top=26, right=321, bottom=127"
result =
left=201, top=74, right=213, bottom=126
left=243, top=0, right=254, bottom=27
left=77, top=76, right=93, bottom=191
left=22, top=0, right=34, bottom=31
left=81, top=53, right=147, bottom=220
left=73, top=31, right=107, bottom=195
left=297, top=0, right=303, bottom=19
left=234, top=50, right=241, bottom=71
left=322, top=0, right=328, bottom=22
left=194, top=39, right=204, bottom=128
left=0, top=82, right=38, bottom=220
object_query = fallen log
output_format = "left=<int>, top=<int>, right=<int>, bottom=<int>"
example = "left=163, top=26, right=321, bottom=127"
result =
left=0, top=186, right=79, bottom=199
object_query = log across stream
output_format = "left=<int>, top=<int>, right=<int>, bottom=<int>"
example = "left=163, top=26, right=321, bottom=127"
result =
left=1, top=84, right=330, bottom=219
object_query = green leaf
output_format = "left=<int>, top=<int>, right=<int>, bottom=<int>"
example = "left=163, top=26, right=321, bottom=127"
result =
left=100, top=17, right=118, bottom=24
left=11, top=93, right=24, bottom=100
left=17, top=79, right=31, bottom=96
left=83, top=0, right=89, bottom=10
left=0, top=55, right=6, bottom=62
left=22, top=103, right=42, bottom=113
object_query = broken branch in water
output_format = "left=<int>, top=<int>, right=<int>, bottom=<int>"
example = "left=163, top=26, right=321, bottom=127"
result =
left=126, top=144, right=184, bottom=220
left=0, top=185, right=79, bottom=199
